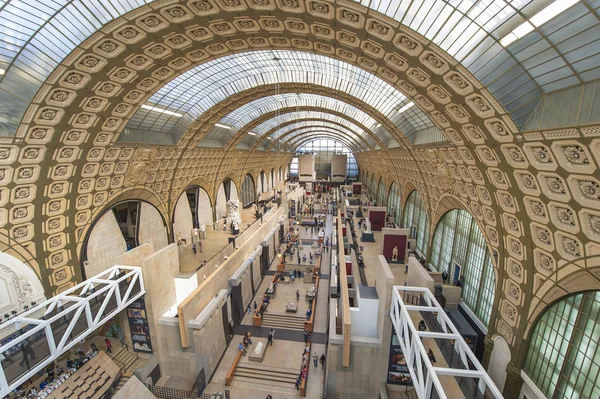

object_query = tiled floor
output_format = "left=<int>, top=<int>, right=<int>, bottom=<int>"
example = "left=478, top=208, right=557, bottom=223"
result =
left=178, top=208, right=256, bottom=274
left=206, top=198, right=335, bottom=399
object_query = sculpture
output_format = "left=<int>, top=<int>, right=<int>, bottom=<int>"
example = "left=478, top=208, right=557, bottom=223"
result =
left=286, top=300, right=298, bottom=313
left=200, top=224, right=206, bottom=232
left=392, top=246, right=399, bottom=261
left=226, top=200, right=241, bottom=232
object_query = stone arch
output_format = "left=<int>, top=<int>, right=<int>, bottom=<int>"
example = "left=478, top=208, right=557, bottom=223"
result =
left=525, top=257, right=600, bottom=338
left=79, top=198, right=168, bottom=280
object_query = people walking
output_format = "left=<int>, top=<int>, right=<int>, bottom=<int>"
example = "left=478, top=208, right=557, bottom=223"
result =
left=198, top=241, right=202, bottom=253
left=253, top=301, right=257, bottom=311
left=320, top=353, right=326, bottom=370
left=192, top=243, right=197, bottom=254
left=247, top=305, right=251, bottom=315
left=296, top=290, right=300, bottom=302
left=295, top=376, right=301, bottom=390
left=268, top=329, right=275, bottom=346
left=104, top=338, right=112, bottom=354
left=238, top=342, right=247, bottom=355
left=303, top=328, right=309, bottom=343
left=312, top=352, right=319, bottom=367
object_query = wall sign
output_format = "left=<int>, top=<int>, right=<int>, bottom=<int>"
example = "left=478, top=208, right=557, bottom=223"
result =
left=387, top=326, right=413, bottom=386
left=126, top=297, right=153, bottom=353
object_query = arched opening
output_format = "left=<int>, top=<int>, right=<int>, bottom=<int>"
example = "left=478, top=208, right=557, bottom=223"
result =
left=172, top=186, right=213, bottom=244
left=377, top=177, right=386, bottom=206
left=216, top=179, right=239, bottom=220
left=258, top=171, right=267, bottom=194
left=278, top=167, right=283, bottom=182
left=402, top=190, right=429, bottom=257
left=81, top=200, right=168, bottom=279
left=270, top=168, right=275, bottom=191
left=429, top=209, right=496, bottom=327
left=387, top=182, right=402, bottom=227
left=240, top=174, right=256, bottom=208
left=524, top=291, right=600, bottom=399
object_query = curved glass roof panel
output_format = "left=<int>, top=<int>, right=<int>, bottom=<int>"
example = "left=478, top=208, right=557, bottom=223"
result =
left=214, top=93, right=395, bottom=145
left=266, top=126, right=369, bottom=151
left=250, top=111, right=377, bottom=148
left=0, top=0, right=597, bottom=136
left=124, top=50, right=431, bottom=145
left=250, top=121, right=372, bottom=151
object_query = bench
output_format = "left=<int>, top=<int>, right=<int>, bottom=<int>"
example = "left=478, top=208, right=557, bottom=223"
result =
left=225, top=350, right=243, bottom=386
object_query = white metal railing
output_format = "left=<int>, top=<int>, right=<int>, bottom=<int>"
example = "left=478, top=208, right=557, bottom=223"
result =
left=390, top=286, right=504, bottom=399
left=0, top=265, right=145, bottom=397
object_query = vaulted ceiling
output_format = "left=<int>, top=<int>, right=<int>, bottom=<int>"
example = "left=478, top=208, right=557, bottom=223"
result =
left=0, top=0, right=599, bottom=375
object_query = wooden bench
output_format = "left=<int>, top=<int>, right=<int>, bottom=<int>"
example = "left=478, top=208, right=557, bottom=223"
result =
left=305, top=276, right=319, bottom=332
left=225, top=350, right=244, bottom=386
left=300, top=341, right=311, bottom=397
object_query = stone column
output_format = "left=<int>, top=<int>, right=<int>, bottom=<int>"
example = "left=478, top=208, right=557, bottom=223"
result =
left=482, top=336, right=495, bottom=369
left=503, top=362, right=524, bottom=398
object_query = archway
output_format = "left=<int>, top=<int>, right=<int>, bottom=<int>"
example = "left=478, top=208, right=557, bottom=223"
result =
left=523, top=291, right=600, bottom=399
left=216, top=179, right=239, bottom=220
left=241, top=174, right=256, bottom=208
left=402, top=190, right=429, bottom=257
left=172, top=186, right=213, bottom=244
left=429, top=208, right=496, bottom=328
left=387, top=182, right=401, bottom=227
left=82, top=200, right=168, bottom=279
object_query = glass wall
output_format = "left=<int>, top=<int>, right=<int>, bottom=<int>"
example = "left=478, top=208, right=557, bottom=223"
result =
left=377, top=178, right=386, bottom=206
left=402, top=191, right=429, bottom=255
left=289, top=139, right=359, bottom=179
left=429, top=209, right=495, bottom=327
left=525, top=291, right=600, bottom=399
left=240, top=174, right=255, bottom=208
left=387, top=183, right=401, bottom=226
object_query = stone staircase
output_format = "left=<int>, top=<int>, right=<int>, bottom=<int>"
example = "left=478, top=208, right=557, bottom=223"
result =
left=233, top=363, right=299, bottom=389
left=261, top=312, right=307, bottom=331
left=110, top=347, right=145, bottom=392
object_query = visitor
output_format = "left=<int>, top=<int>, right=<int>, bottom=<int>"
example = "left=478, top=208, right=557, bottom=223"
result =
left=442, top=270, right=448, bottom=284
left=303, top=328, right=310, bottom=343
left=238, top=342, right=246, bottom=355
left=192, top=243, right=197, bottom=254
left=104, top=338, right=112, bottom=354
left=427, top=348, right=436, bottom=364
left=91, top=343, right=98, bottom=353
left=267, top=329, right=275, bottom=346
left=295, top=376, right=301, bottom=390
left=296, top=290, right=300, bottom=302
left=312, top=352, right=319, bottom=368
left=306, top=308, right=312, bottom=320
left=418, top=320, right=426, bottom=332
left=253, top=301, right=257, bottom=311
left=198, top=241, right=202, bottom=253
left=320, top=353, right=326, bottom=370
left=247, top=304, right=251, bottom=315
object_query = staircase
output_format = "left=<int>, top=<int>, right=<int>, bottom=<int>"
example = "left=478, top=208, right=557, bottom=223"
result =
left=233, top=363, right=299, bottom=389
left=261, top=312, right=307, bottom=331
left=110, top=347, right=145, bottom=392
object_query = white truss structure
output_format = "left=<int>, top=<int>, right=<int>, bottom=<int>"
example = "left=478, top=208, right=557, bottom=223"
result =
left=0, top=265, right=145, bottom=397
left=390, top=286, right=504, bottom=399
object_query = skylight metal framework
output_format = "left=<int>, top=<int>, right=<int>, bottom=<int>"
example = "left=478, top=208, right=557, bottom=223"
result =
left=1, top=1, right=599, bottom=136
left=390, top=286, right=503, bottom=399
left=0, top=265, right=145, bottom=398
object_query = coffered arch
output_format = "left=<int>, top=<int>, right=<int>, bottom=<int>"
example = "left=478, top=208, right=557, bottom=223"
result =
left=286, top=133, right=360, bottom=153
left=5, top=0, right=598, bottom=378
left=262, top=125, right=371, bottom=152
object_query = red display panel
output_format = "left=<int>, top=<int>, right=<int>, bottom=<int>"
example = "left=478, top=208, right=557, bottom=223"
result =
left=369, top=210, right=386, bottom=231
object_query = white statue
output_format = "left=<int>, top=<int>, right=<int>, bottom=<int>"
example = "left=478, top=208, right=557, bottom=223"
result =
left=392, top=246, right=399, bottom=261
left=200, top=224, right=206, bottom=232
left=226, top=200, right=241, bottom=231
left=364, top=219, right=372, bottom=232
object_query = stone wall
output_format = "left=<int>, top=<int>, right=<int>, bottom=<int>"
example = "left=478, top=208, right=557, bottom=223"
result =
left=197, top=188, right=213, bottom=228
left=326, top=341, right=382, bottom=399
left=241, top=267, right=252, bottom=311
left=192, top=297, right=227, bottom=381
left=85, top=211, right=126, bottom=278
left=251, top=260, right=261, bottom=294
left=140, top=244, right=179, bottom=367
left=139, top=203, right=169, bottom=251
left=172, top=194, right=193, bottom=244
